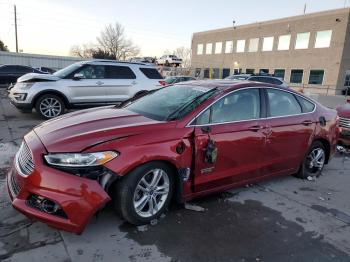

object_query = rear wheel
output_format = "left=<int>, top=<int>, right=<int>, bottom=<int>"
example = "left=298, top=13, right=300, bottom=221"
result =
left=113, top=162, right=174, bottom=225
left=295, top=141, right=326, bottom=179
left=35, top=94, right=65, bottom=119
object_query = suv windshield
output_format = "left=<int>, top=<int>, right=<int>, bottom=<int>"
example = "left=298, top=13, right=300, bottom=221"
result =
left=53, top=63, right=83, bottom=78
left=125, top=85, right=218, bottom=121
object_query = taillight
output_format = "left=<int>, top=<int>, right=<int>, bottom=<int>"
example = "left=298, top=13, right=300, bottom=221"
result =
left=159, top=80, right=166, bottom=86
left=347, top=98, right=350, bottom=103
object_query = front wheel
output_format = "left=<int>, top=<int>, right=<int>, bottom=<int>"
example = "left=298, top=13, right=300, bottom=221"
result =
left=113, top=162, right=174, bottom=225
left=35, top=94, right=65, bottom=119
left=295, top=141, right=326, bottom=179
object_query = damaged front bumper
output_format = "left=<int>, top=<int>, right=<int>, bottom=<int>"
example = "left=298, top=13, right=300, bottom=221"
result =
left=7, top=131, right=113, bottom=234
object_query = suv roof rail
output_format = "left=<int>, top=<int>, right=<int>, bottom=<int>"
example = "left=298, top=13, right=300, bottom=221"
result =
left=84, top=59, right=150, bottom=66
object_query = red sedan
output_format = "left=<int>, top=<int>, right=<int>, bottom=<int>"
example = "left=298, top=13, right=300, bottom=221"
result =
left=337, top=102, right=350, bottom=148
left=7, top=81, right=339, bottom=233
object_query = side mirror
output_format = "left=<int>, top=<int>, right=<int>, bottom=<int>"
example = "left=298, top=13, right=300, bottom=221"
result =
left=201, top=126, right=211, bottom=133
left=73, top=73, right=84, bottom=80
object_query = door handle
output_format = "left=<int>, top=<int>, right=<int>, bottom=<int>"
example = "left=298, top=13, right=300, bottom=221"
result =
left=248, top=125, right=263, bottom=132
left=96, top=81, right=104, bottom=86
left=301, top=120, right=313, bottom=126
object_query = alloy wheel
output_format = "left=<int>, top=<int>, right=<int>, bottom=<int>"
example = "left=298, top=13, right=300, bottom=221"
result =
left=39, top=97, right=62, bottom=118
left=133, top=168, right=170, bottom=218
left=305, top=147, right=325, bottom=174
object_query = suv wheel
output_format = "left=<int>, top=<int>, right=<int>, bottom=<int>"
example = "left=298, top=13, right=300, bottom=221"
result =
left=113, top=162, right=174, bottom=225
left=35, top=94, right=65, bottom=119
left=295, top=141, right=326, bottom=179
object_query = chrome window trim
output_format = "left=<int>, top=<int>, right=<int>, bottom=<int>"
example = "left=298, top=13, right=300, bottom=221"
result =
left=186, top=86, right=317, bottom=127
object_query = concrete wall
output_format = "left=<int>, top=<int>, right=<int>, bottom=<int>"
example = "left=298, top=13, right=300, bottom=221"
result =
left=0, top=51, right=83, bottom=70
left=191, top=8, right=350, bottom=95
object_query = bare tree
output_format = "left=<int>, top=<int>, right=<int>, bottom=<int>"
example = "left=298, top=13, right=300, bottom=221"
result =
left=0, top=40, right=9, bottom=52
left=69, top=44, right=95, bottom=58
left=97, top=23, right=139, bottom=60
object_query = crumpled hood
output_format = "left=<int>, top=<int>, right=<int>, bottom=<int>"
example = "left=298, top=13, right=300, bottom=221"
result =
left=337, top=103, right=350, bottom=118
left=17, top=73, right=60, bottom=82
left=34, top=106, right=165, bottom=152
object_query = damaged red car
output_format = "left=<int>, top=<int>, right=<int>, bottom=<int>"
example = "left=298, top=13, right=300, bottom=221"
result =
left=7, top=81, right=339, bottom=233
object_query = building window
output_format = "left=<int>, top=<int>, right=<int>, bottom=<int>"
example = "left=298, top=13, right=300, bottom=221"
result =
left=195, top=68, right=201, bottom=77
left=225, top=41, right=233, bottom=53
left=262, top=37, right=274, bottom=51
left=295, top=32, right=310, bottom=49
left=290, top=69, right=304, bottom=83
left=215, top=42, right=222, bottom=54
left=206, top=43, right=213, bottom=54
left=278, top=35, right=291, bottom=50
left=248, top=38, right=259, bottom=52
left=259, top=69, right=269, bottom=75
left=213, top=68, right=220, bottom=78
left=274, top=69, right=285, bottom=80
left=197, top=44, right=203, bottom=55
left=246, top=69, right=255, bottom=74
left=204, top=68, right=210, bottom=78
left=236, top=40, right=245, bottom=53
left=222, top=68, right=230, bottom=78
left=315, top=30, right=332, bottom=48
left=309, top=70, right=324, bottom=84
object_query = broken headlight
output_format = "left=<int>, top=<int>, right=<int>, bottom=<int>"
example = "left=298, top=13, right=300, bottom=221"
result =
left=44, top=151, right=118, bottom=167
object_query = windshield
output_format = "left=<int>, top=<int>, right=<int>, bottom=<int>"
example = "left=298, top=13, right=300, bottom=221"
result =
left=53, top=63, right=83, bottom=78
left=125, top=85, right=217, bottom=121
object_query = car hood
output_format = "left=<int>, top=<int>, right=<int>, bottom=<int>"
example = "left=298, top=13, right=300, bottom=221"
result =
left=34, top=106, right=166, bottom=152
left=17, top=73, right=60, bottom=82
left=337, top=103, right=350, bottom=118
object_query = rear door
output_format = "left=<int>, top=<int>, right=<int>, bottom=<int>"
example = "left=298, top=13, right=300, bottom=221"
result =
left=191, top=88, right=267, bottom=193
left=262, top=88, right=316, bottom=175
left=62, top=64, right=109, bottom=104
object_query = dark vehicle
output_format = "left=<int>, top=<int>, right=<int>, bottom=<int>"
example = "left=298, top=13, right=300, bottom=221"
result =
left=36, top=67, right=56, bottom=74
left=225, top=74, right=289, bottom=88
left=342, top=87, right=350, bottom=96
left=0, top=65, right=43, bottom=87
left=164, top=76, right=196, bottom=85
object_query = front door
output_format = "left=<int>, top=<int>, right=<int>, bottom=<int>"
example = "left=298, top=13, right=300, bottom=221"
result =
left=191, top=88, right=266, bottom=193
left=62, top=64, right=109, bottom=104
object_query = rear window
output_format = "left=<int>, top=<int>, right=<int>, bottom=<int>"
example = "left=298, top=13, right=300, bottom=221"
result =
left=139, top=68, right=163, bottom=79
left=105, top=65, right=136, bottom=79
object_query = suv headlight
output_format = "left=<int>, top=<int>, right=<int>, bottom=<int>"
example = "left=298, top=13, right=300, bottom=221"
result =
left=44, top=151, right=118, bottom=167
left=15, top=83, right=34, bottom=89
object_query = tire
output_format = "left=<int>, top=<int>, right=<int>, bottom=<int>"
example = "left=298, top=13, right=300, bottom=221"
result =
left=113, top=161, right=174, bottom=225
left=35, top=94, right=65, bottom=119
left=295, top=141, right=326, bottom=179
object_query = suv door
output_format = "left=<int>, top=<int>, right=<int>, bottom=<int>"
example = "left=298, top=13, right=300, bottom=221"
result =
left=104, top=65, right=137, bottom=102
left=62, top=64, right=109, bottom=104
left=191, top=88, right=267, bottom=193
left=263, top=88, right=316, bottom=175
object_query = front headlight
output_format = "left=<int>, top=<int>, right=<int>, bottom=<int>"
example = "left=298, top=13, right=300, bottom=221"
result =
left=15, top=82, right=34, bottom=89
left=44, top=151, right=118, bottom=167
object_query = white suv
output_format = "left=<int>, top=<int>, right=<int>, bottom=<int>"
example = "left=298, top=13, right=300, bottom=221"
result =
left=156, top=55, right=182, bottom=67
left=8, top=60, right=165, bottom=119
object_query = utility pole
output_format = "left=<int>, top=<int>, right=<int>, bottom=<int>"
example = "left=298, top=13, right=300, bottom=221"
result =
left=303, top=3, right=307, bottom=14
left=14, top=5, right=18, bottom=53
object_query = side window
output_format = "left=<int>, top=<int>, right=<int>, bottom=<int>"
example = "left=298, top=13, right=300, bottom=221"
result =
left=296, top=96, right=315, bottom=113
left=139, top=68, right=162, bottom=79
left=16, top=66, right=33, bottom=73
left=0, top=66, right=11, bottom=73
left=267, top=89, right=302, bottom=117
left=106, top=65, right=136, bottom=79
left=75, top=65, right=106, bottom=79
left=195, top=89, right=260, bottom=125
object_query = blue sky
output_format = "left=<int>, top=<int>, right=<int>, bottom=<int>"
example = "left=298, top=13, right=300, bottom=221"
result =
left=0, top=0, right=348, bottom=56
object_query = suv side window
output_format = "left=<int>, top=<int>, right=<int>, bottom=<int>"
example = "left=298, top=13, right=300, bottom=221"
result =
left=75, top=65, right=106, bottom=79
left=16, top=66, right=33, bottom=73
left=196, top=89, right=260, bottom=125
left=106, top=65, right=136, bottom=79
left=139, top=68, right=162, bottom=79
left=267, top=89, right=302, bottom=117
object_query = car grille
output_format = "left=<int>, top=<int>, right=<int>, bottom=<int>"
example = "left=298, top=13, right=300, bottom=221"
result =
left=339, top=117, right=350, bottom=129
left=9, top=171, right=21, bottom=196
left=16, top=142, right=34, bottom=176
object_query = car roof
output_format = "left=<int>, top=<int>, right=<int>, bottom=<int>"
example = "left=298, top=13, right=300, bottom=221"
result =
left=175, top=79, right=290, bottom=93
left=80, top=59, right=154, bottom=67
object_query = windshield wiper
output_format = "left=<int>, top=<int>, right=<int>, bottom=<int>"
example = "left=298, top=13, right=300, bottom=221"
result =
left=166, top=88, right=218, bottom=121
